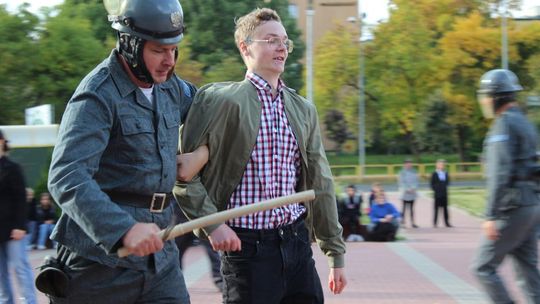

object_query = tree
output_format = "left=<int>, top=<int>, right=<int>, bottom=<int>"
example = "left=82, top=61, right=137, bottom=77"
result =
left=312, top=24, right=359, bottom=126
left=416, top=92, right=455, bottom=154
left=61, top=0, right=115, bottom=44
left=176, top=38, right=206, bottom=87
left=367, top=0, right=439, bottom=157
left=0, top=4, right=39, bottom=124
left=324, top=110, right=353, bottom=153
left=32, top=13, right=107, bottom=123
left=437, top=12, right=505, bottom=161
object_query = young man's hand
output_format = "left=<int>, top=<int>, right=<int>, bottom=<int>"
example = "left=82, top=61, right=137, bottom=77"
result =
left=208, top=224, right=241, bottom=252
left=329, top=267, right=347, bottom=294
left=122, top=223, right=163, bottom=257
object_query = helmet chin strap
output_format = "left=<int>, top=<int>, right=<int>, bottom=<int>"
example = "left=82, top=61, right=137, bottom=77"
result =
left=117, top=33, right=154, bottom=84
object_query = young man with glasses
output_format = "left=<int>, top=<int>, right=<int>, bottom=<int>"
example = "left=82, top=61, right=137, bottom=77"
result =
left=175, top=7, right=347, bottom=303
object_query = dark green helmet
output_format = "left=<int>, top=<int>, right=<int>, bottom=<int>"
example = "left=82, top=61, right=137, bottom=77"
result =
left=105, top=0, right=184, bottom=45
left=478, top=69, right=523, bottom=96
left=477, top=69, right=523, bottom=117
left=104, top=0, right=184, bottom=84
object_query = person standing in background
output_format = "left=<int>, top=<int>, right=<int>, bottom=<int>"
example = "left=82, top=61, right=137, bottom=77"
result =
left=431, top=159, right=452, bottom=227
left=398, top=159, right=419, bottom=228
left=0, top=130, right=37, bottom=304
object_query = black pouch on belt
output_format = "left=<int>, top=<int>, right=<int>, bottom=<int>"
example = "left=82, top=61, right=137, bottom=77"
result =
left=35, top=255, right=70, bottom=298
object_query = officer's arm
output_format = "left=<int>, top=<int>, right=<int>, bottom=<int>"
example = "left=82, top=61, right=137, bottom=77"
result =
left=485, top=120, right=513, bottom=220
left=48, top=93, right=136, bottom=253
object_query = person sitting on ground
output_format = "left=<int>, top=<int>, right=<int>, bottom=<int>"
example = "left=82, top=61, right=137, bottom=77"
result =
left=368, top=182, right=382, bottom=211
left=368, top=190, right=400, bottom=242
left=36, top=192, right=57, bottom=250
left=337, top=185, right=363, bottom=239
left=25, top=187, right=38, bottom=250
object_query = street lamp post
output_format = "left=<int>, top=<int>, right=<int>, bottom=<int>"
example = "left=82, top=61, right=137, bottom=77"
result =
left=306, top=0, right=314, bottom=103
left=356, top=1, right=366, bottom=178
left=501, top=0, right=509, bottom=69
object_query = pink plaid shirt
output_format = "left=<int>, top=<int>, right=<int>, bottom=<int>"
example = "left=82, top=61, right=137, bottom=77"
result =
left=227, top=72, right=306, bottom=229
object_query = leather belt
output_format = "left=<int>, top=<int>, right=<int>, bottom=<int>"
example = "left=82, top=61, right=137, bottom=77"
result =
left=105, top=191, right=173, bottom=213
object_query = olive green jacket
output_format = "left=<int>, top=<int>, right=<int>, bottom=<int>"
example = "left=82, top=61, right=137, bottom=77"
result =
left=174, top=79, right=345, bottom=268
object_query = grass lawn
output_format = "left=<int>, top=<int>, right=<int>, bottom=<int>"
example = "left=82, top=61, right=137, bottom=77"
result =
left=326, top=153, right=464, bottom=166
left=449, top=187, right=486, bottom=217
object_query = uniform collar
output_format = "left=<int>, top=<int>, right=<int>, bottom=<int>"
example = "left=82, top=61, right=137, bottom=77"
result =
left=108, top=49, right=173, bottom=99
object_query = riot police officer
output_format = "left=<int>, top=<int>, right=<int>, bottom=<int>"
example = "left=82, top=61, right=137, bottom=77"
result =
left=43, top=0, right=194, bottom=302
left=472, top=69, right=540, bottom=304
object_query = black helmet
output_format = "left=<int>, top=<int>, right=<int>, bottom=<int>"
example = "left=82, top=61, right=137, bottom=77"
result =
left=104, top=0, right=184, bottom=84
left=478, top=69, right=523, bottom=96
left=477, top=69, right=522, bottom=117
left=106, top=0, right=184, bottom=44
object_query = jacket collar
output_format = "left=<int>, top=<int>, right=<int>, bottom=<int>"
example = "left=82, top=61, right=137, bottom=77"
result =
left=107, top=49, right=173, bottom=99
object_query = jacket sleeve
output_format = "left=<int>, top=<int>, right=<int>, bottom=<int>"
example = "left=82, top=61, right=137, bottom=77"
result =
left=305, top=104, right=346, bottom=268
left=10, top=162, right=28, bottom=231
left=174, top=86, right=221, bottom=237
left=484, top=118, right=513, bottom=220
left=48, top=92, right=137, bottom=253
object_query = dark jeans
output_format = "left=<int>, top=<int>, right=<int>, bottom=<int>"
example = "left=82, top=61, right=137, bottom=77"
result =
left=222, top=219, right=323, bottom=304
left=369, top=222, right=398, bottom=242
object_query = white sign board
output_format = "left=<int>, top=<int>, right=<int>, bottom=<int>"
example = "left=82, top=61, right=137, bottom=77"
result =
left=25, top=104, right=54, bottom=125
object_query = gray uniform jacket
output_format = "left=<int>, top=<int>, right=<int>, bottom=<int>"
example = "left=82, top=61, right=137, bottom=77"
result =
left=483, top=107, right=539, bottom=220
left=399, top=168, right=419, bottom=201
left=48, top=50, right=194, bottom=271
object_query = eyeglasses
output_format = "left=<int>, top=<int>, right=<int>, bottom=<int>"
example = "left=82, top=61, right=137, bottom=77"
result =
left=247, top=37, right=294, bottom=53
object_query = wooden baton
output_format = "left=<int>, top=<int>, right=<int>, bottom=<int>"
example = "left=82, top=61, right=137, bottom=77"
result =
left=117, top=189, right=315, bottom=257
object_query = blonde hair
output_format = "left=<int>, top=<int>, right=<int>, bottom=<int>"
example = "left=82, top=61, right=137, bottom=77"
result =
left=234, top=8, right=281, bottom=49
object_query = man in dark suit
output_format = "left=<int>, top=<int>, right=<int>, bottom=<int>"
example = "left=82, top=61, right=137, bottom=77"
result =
left=430, top=159, right=452, bottom=227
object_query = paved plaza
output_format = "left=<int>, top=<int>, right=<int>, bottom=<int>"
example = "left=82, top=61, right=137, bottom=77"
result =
left=15, top=191, right=539, bottom=303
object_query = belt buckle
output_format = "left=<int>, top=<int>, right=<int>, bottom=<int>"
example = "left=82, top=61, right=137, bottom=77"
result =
left=150, top=193, right=167, bottom=213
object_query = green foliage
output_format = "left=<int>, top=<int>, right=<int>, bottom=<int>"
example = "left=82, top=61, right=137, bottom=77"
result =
left=203, top=56, right=245, bottom=84
left=326, top=153, right=461, bottom=166
left=0, top=5, right=39, bottom=124
left=61, top=0, right=114, bottom=43
left=312, top=24, right=362, bottom=145
left=33, top=13, right=107, bottom=123
left=324, top=110, right=353, bottom=152
left=416, top=93, right=455, bottom=154
left=449, top=188, right=486, bottom=217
